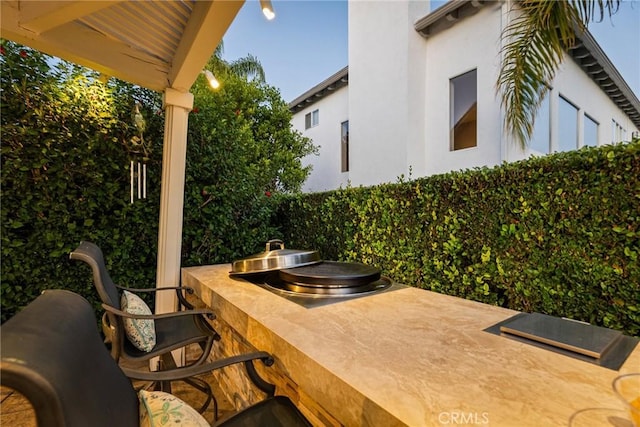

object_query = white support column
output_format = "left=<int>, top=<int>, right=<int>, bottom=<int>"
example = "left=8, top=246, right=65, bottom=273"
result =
left=155, top=89, right=193, bottom=312
left=154, top=88, right=193, bottom=367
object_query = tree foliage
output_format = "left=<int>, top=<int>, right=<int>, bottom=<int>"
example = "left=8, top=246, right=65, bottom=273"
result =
left=182, top=57, right=317, bottom=264
left=212, top=42, right=266, bottom=83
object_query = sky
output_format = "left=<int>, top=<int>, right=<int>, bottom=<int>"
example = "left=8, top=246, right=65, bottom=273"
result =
left=222, top=0, right=348, bottom=102
left=221, top=0, right=639, bottom=104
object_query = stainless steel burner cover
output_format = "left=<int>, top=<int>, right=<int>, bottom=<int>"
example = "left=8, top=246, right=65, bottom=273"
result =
left=230, top=240, right=321, bottom=275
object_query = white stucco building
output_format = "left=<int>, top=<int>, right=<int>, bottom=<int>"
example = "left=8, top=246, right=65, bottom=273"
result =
left=290, top=0, right=640, bottom=193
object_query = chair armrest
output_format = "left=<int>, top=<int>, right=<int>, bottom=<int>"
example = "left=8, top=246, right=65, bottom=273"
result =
left=102, top=303, right=215, bottom=321
left=116, top=284, right=194, bottom=294
left=115, top=285, right=195, bottom=310
left=120, top=351, right=275, bottom=381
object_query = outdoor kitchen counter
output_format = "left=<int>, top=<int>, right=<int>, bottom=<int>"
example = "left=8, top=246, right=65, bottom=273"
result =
left=182, top=264, right=640, bottom=427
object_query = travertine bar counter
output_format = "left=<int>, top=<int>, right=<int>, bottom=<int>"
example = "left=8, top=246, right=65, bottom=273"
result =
left=182, top=264, right=640, bottom=426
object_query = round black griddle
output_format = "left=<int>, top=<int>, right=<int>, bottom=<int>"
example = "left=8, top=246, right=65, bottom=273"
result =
left=279, top=261, right=381, bottom=288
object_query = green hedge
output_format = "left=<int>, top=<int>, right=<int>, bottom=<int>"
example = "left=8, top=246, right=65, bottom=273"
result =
left=2, top=42, right=638, bottom=336
left=277, top=142, right=640, bottom=336
left=1, top=45, right=165, bottom=321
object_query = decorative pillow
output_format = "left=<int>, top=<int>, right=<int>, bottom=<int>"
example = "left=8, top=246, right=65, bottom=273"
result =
left=139, top=390, right=209, bottom=427
left=121, top=290, right=156, bottom=352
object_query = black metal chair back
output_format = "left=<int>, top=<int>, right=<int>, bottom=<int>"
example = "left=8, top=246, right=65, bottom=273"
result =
left=69, top=241, right=121, bottom=308
left=0, top=290, right=139, bottom=427
left=69, top=240, right=218, bottom=365
left=0, top=290, right=312, bottom=427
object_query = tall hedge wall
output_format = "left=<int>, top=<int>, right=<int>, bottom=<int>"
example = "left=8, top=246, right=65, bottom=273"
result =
left=1, top=46, right=166, bottom=322
left=3, top=43, right=638, bottom=336
left=276, top=142, right=640, bottom=336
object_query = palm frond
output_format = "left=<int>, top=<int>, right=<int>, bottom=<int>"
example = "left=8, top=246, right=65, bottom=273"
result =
left=204, top=44, right=266, bottom=87
left=214, top=42, right=224, bottom=58
left=497, top=0, right=619, bottom=148
left=228, top=54, right=266, bottom=83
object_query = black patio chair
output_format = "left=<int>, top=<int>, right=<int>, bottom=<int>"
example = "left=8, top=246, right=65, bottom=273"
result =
left=69, top=240, right=221, bottom=414
left=0, top=289, right=311, bottom=427
left=69, top=241, right=218, bottom=363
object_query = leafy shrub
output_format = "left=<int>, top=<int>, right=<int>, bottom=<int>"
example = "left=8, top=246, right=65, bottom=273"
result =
left=0, top=42, right=314, bottom=322
left=181, top=64, right=315, bottom=265
left=278, top=141, right=640, bottom=335
left=1, top=42, right=164, bottom=320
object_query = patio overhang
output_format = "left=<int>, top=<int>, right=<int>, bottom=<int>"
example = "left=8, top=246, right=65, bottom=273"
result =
left=1, top=0, right=246, bottom=327
left=1, top=0, right=244, bottom=92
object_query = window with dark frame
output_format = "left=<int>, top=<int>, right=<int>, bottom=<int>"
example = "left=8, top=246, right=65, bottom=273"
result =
left=584, top=114, right=599, bottom=147
left=341, top=120, right=349, bottom=172
left=305, top=109, right=320, bottom=130
left=558, top=95, right=578, bottom=152
left=531, top=92, right=550, bottom=153
left=450, top=69, right=477, bottom=151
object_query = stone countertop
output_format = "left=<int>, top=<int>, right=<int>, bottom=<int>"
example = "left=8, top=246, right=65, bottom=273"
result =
left=182, top=264, right=640, bottom=427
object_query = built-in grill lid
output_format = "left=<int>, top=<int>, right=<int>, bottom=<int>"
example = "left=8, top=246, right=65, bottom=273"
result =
left=499, top=312, right=622, bottom=359
left=485, top=313, right=639, bottom=370
left=230, top=240, right=321, bottom=276
left=279, top=261, right=381, bottom=287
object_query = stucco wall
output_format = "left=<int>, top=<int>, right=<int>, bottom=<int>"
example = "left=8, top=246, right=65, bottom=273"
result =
left=549, top=55, right=638, bottom=148
left=420, top=2, right=506, bottom=176
left=292, top=0, right=639, bottom=193
left=347, top=0, right=430, bottom=187
left=295, top=86, right=349, bottom=193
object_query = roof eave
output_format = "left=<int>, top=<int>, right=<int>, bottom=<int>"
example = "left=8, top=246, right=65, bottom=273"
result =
left=414, top=0, right=640, bottom=129
left=414, top=0, right=488, bottom=38
left=288, top=66, right=349, bottom=113
left=567, top=28, right=640, bottom=128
